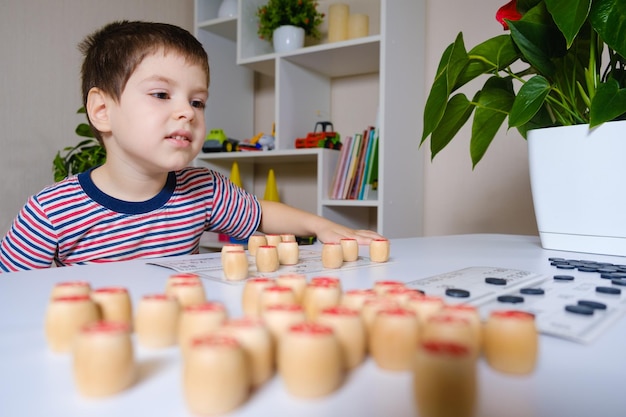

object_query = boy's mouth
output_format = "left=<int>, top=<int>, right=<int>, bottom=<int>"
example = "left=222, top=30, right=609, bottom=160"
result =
left=168, top=135, right=190, bottom=142
left=166, top=131, right=192, bottom=142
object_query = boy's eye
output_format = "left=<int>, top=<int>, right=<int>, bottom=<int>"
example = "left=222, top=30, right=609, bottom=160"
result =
left=151, top=92, right=169, bottom=100
left=191, top=100, right=206, bottom=109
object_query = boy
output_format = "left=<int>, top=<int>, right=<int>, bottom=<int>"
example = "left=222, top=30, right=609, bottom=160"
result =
left=0, top=21, right=383, bottom=272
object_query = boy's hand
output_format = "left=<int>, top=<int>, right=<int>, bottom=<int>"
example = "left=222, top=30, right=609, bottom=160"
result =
left=316, top=225, right=384, bottom=245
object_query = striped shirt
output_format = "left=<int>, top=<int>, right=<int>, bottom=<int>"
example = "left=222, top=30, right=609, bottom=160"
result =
left=0, top=167, right=261, bottom=272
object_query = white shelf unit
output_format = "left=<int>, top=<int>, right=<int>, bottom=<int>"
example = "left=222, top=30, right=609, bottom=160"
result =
left=194, top=0, right=425, bottom=238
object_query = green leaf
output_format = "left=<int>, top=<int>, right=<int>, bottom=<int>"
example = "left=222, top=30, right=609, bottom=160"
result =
left=509, top=75, right=552, bottom=127
left=516, top=105, right=556, bottom=138
left=517, top=0, right=543, bottom=14
left=75, top=123, right=95, bottom=138
left=590, top=0, right=626, bottom=58
left=589, top=78, right=626, bottom=127
left=508, top=19, right=558, bottom=78
left=470, top=77, right=515, bottom=167
left=421, top=34, right=469, bottom=143
left=422, top=68, right=451, bottom=143
left=455, top=35, right=520, bottom=90
left=446, top=33, right=470, bottom=96
left=544, top=0, right=591, bottom=48
left=430, top=94, right=474, bottom=159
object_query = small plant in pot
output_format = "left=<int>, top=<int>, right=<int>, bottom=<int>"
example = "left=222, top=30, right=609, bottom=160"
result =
left=53, top=107, right=106, bottom=182
left=256, top=0, right=325, bottom=43
left=420, top=0, right=626, bottom=167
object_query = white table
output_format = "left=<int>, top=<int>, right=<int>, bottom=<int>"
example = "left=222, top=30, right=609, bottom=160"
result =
left=1, top=234, right=625, bottom=417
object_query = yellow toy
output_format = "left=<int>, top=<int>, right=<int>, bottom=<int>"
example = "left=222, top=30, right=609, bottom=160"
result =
left=264, top=169, right=280, bottom=202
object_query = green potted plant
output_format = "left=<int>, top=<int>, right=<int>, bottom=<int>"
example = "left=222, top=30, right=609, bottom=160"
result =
left=53, top=107, right=106, bottom=182
left=421, top=0, right=625, bottom=166
left=421, top=0, right=626, bottom=256
left=256, top=0, right=324, bottom=51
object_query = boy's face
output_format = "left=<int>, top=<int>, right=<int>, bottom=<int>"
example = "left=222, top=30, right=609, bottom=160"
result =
left=103, top=50, right=209, bottom=175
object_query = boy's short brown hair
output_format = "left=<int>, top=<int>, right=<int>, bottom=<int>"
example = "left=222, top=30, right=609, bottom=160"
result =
left=79, top=21, right=210, bottom=141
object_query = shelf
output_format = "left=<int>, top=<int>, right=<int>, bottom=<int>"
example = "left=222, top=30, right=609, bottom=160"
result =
left=196, top=148, right=339, bottom=164
left=197, top=17, right=237, bottom=41
left=238, top=36, right=381, bottom=78
left=194, top=0, right=426, bottom=238
left=321, top=199, right=379, bottom=207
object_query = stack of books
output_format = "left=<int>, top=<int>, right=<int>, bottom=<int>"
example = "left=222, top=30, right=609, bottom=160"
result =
left=329, top=126, right=379, bottom=200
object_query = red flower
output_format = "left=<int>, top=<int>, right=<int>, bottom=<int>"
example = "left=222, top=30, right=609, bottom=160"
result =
left=496, top=0, right=522, bottom=30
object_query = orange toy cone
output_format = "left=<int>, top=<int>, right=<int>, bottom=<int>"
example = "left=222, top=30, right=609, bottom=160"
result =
left=264, top=169, right=280, bottom=202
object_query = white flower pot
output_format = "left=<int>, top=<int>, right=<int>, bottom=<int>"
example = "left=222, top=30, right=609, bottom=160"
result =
left=272, top=25, right=305, bottom=53
left=528, top=120, right=626, bottom=257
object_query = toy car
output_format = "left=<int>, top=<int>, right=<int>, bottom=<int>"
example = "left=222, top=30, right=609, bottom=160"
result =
left=238, top=124, right=276, bottom=151
left=202, top=129, right=239, bottom=152
left=295, top=121, right=342, bottom=150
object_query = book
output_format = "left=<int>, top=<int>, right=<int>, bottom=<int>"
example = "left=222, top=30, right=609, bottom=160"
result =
left=348, top=127, right=370, bottom=199
left=342, top=133, right=362, bottom=199
left=358, top=127, right=377, bottom=199
left=362, top=131, right=379, bottom=200
left=330, top=135, right=353, bottom=199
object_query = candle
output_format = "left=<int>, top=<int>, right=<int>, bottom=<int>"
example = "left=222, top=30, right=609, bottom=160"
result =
left=348, top=14, right=369, bottom=39
left=328, top=3, right=349, bottom=43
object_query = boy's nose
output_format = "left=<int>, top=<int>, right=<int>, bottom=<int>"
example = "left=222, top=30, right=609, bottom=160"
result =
left=175, top=101, right=195, bottom=121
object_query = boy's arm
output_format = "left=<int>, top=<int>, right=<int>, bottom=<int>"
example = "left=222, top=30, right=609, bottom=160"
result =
left=258, top=200, right=383, bottom=245
left=0, top=198, right=57, bottom=272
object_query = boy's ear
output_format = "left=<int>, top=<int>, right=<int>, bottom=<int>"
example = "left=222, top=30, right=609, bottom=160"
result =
left=86, top=87, right=112, bottom=134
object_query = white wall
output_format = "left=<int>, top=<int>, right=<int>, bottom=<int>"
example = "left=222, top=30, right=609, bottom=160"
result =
left=0, top=0, right=537, bottom=238
left=0, top=0, right=193, bottom=234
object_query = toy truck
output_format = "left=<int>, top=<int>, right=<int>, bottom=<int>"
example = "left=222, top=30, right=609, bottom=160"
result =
left=202, top=129, right=239, bottom=152
left=295, top=122, right=342, bottom=150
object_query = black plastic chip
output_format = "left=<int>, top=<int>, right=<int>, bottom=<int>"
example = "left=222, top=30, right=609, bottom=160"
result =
left=520, top=288, right=545, bottom=295
left=577, top=300, right=607, bottom=310
left=554, top=275, right=575, bottom=281
left=497, top=295, right=524, bottom=303
left=596, top=286, right=621, bottom=295
left=565, top=304, right=594, bottom=315
left=485, top=277, right=507, bottom=285
left=445, top=288, right=470, bottom=298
